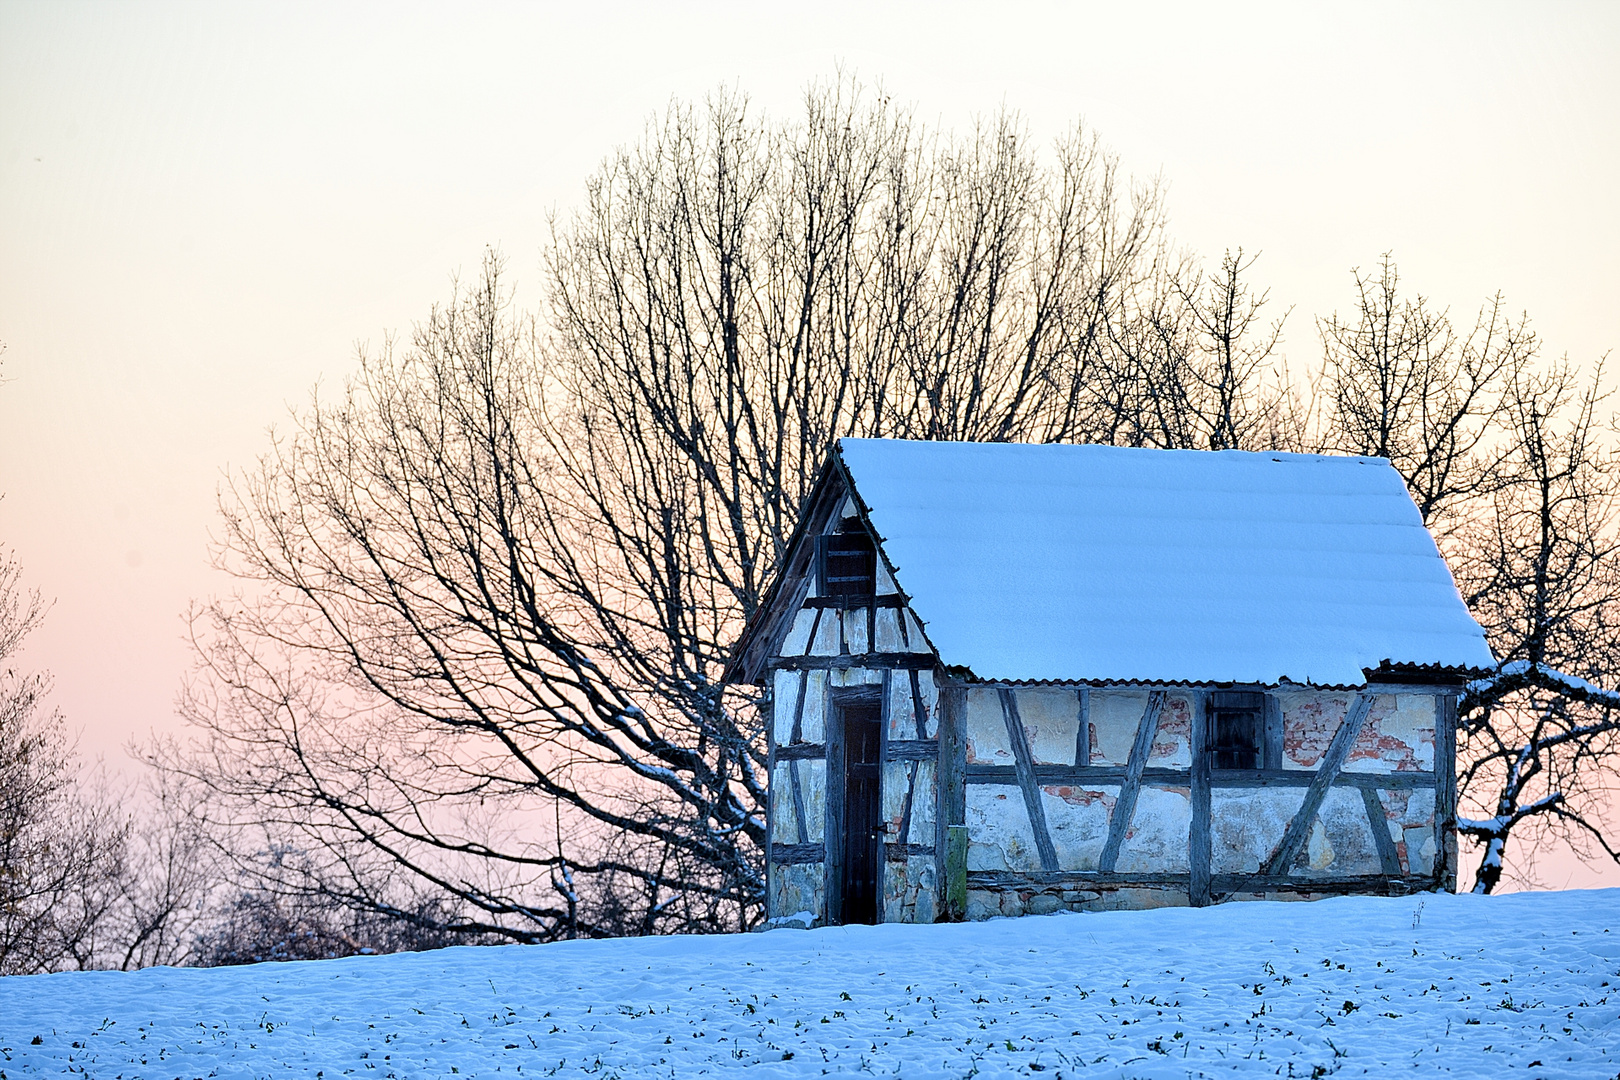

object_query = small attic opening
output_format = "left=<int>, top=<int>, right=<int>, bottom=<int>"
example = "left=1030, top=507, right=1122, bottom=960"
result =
left=819, top=520, right=876, bottom=597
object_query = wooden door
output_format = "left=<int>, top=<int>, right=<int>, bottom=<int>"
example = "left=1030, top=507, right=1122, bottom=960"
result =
left=839, top=700, right=882, bottom=925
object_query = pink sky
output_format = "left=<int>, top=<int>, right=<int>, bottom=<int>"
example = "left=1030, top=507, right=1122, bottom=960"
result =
left=1, top=1, right=1617, bottom=889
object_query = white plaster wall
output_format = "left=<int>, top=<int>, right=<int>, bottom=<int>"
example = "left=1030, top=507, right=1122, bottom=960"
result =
left=1344, top=694, right=1439, bottom=773
left=1210, top=787, right=1306, bottom=874
left=829, top=667, right=883, bottom=688
left=772, top=670, right=796, bottom=745
left=881, top=759, right=938, bottom=843
left=902, top=610, right=930, bottom=651
left=798, top=671, right=827, bottom=742
left=779, top=608, right=816, bottom=656
left=885, top=674, right=916, bottom=741
left=1377, top=786, right=1437, bottom=873
left=874, top=608, right=904, bottom=652
left=809, top=611, right=841, bottom=656
left=874, top=667, right=939, bottom=744
left=966, top=785, right=1042, bottom=871
left=1276, top=688, right=1352, bottom=769
left=915, top=670, right=939, bottom=738
left=1089, top=690, right=1152, bottom=765
left=842, top=607, right=869, bottom=654
left=1150, top=694, right=1195, bottom=766
left=965, top=687, right=1013, bottom=764
left=798, top=759, right=828, bottom=845
left=1014, top=688, right=1082, bottom=765
left=770, top=761, right=800, bottom=842
left=1114, top=786, right=1192, bottom=873
left=1039, top=783, right=1118, bottom=870
left=770, top=759, right=828, bottom=847
left=1296, top=787, right=1384, bottom=876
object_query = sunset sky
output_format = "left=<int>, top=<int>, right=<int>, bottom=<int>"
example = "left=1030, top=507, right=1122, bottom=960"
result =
left=2, top=2, right=1617, bottom=886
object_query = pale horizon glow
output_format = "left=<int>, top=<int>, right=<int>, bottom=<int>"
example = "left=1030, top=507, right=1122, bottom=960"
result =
left=1, top=1, right=1617, bottom=890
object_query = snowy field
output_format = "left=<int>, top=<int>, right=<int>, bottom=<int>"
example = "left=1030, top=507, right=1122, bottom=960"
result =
left=2, top=890, right=1616, bottom=1079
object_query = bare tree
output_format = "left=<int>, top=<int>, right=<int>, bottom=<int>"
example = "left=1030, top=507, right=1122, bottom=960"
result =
left=97, top=764, right=218, bottom=970
left=1096, top=248, right=1297, bottom=451
left=1317, top=255, right=1535, bottom=532
left=1316, top=260, right=1620, bottom=892
left=1452, top=362, right=1620, bottom=892
left=172, top=78, right=1313, bottom=942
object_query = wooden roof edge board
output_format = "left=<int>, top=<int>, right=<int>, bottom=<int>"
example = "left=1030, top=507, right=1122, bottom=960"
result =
left=723, top=453, right=843, bottom=686
left=725, top=445, right=939, bottom=685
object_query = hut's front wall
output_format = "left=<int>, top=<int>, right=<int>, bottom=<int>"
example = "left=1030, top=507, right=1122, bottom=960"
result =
left=764, top=497, right=944, bottom=927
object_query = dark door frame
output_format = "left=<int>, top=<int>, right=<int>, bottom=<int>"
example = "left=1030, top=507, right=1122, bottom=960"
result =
left=826, top=684, right=884, bottom=925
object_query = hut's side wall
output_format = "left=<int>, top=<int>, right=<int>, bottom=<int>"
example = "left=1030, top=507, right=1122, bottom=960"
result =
left=950, top=683, right=1455, bottom=920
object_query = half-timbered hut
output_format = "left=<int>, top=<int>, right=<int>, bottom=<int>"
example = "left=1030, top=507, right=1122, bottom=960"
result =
left=729, top=439, right=1495, bottom=926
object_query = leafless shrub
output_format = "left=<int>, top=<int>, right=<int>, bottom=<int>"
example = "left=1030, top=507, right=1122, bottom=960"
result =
left=0, top=551, right=128, bottom=974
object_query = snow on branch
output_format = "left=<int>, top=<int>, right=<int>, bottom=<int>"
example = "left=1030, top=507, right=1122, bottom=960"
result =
left=1462, top=660, right=1620, bottom=713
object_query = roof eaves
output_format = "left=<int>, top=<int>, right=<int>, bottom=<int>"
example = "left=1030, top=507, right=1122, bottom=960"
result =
left=947, top=661, right=1484, bottom=692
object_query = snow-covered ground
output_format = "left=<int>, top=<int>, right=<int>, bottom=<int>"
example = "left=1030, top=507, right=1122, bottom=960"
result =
left=3, top=890, right=1616, bottom=1079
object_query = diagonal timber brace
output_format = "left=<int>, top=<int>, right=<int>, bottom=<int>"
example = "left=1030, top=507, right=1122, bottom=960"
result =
left=1099, top=691, right=1167, bottom=874
left=1262, top=692, right=1374, bottom=876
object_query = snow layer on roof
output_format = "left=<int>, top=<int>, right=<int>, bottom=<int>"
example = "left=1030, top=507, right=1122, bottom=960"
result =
left=838, top=438, right=1493, bottom=686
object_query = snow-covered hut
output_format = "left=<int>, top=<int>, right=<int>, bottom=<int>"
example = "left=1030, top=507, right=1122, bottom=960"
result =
left=729, top=439, right=1494, bottom=926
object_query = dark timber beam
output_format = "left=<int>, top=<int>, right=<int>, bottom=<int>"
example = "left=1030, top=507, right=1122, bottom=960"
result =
left=884, top=842, right=935, bottom=861
left=800, top=594, right=909, bottom=609
left=1362, top=786, right=1402, bottom=876
left=896, top=759, right=918, bottom=846
left=937, top=682, right=968, bottom=920
left=1211, top=873, right=1432, bottom=896
left=771, top=653, right=938, bottom=671
left=788, top=672, right=810, bottom=844
left=969, top=871, right=1191, bottom=888
left=966, top=870, right=1437, bottom=894
left=770, top=844, right=826, bottom=865
left=908, top=668, right=930, bottom=740
left=884, top=739, right=938, bottom=761
left=1000, top=688, right=1060, bottom=872
left=1436, top=692, right=1459, bottom=889
left=1098, top=691, right=1166, bottom=873
left=964, top=764, right=1438, bottom=789
left=1189, top=690, right=1211, bottom=907
left=1074, top=687, right=1090, bottom=767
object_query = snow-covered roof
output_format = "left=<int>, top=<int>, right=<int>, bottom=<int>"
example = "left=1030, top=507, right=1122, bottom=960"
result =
left=838, top=438, right=1494, bottom=686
